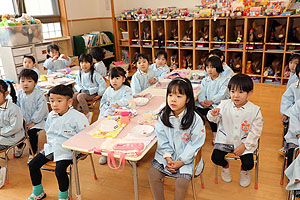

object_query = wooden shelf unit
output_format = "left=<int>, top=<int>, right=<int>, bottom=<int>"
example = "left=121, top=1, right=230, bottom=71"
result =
left=116, top=15, right=300, bottom=86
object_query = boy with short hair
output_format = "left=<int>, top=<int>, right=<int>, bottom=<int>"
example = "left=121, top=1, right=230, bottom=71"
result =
left=149, top=50, right=170, bottom=81
left=15, top=69, right=48, bottom=162
left=23, top=55, right=41, bottom=78
left=27, top=85, right=89, bottom=200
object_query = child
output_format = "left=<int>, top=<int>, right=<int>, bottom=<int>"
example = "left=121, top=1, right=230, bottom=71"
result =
left=149, top=50, right=170, bottom=81
left=280, top=64, right=300, bottom=122
left=207, top=74, right=263, bottom=187
left=205, top=50, right=234, bottom=78
left=131, top=54, right=155, bottom=95
left=27, top=84, right=89, bottom=200
left=98, top=67, right=132, bottom=164
left=90, top=47, right=107, bottom=78
left=43, top=44, right=71, bottom=74
left=15, top=69, right=48, bottom=163
left=197, top=56, right=230, bottom=143
left=23, top=55, right=41, bottom=78
left=73, top=53, right=106, bottom=122
left=148, top=78, right=206, bottom=199
left=0, top=79, right=24, bottom=188
left=286, top=54, right=300, bottom=88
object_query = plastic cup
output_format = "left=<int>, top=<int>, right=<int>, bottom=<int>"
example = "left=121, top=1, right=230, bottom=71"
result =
left=121, top=112, right=130, bottom=124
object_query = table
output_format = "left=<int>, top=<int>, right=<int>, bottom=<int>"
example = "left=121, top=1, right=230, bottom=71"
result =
left=62, top=96, right=165, bottom=200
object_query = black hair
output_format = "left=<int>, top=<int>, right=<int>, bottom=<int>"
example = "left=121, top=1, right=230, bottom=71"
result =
left=205, top=56, right=224, bottom=74
left=46, top=44, right=60, bottom=59
left=90, top=47, right=105, bottom=62
left=48, top=84, right=74, bottom=99
left=288, top=54, right=300, bottom=64
left=79, top=53, right=95, bottom=83
left=228, top=74, right=253, bottom=93
left=135, top=53, right=149, bottom=63
left=209, top=49, right=225, bottom=62
left=159, top=78, right=195, bottom=130
left=23, top=55, right=36, bottom=64
left=296, top=63, right=300, bottom=78
left=109, top=67, right=130, bottom=87
left=0, top=79, right=17, bottom=104
left=19, top=69, right=38, bottom=83
left=155, top=50, right=168, bottom=60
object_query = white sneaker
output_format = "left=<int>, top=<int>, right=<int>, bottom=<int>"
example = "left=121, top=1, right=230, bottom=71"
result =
left=240, top=170, right=251, bottom=187
left=86, top=112, right=93, bottom=124
left=27, top=155, right=34, bottom=164
left=15, top=143, right=26, bottom=158
left=221, top=166, right=232, bottom=183
left=0, top=167, right=7, bottom=188
left=99, top=156, right=107, bottom=165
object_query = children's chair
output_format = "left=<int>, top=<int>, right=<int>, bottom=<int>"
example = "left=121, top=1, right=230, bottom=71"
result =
left=87, top=96, right=101, bottom=123
left=0, top=120, right=33, bottom=185
left=214, top=141, right=260, bottom=190
left=163, top=149, right=205, bottom=200
left=41, top=153, right=97, bottom=200
left=280, top=120, right=289, bottom=185
left=287, top=147, right=299, bottom=200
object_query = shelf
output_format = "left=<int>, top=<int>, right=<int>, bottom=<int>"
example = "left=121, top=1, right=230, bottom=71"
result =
left=166, top=46, right=179, bottom=49
left=286, top=43, right=300, bottom=46
left=195, top=48, right=210, bottom=50
left=103, top=55, right=115, bottom=60
left=100, top=43, right=114, bottom=47
left=180, top=47, right=194, bottom=50
left=265, top=50, right=285, bottom=53
left=227, top=49, right=243, bottom=51
left=246, top=74, right=262, bottom=77
left=195, top=41, right=209, bottom=43
left=246, top=42, right=263, bottom=45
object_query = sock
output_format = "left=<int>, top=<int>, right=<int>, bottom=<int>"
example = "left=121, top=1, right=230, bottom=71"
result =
left=58, top=190, right=68, bottom=199
left=224, top=163, right=229, bottom=169
left=32, top=184, right=44, bottom=196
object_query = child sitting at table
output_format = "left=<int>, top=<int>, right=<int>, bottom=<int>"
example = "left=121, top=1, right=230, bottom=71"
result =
left=149, top=50, right=170, bottom=81
left=15, top=69, right=48, bottom=163
left=207, top=74, right=263, bottom=187
left=131, top=54, right=156, bottom=95
left=204, top=50, right=234, bottom=79
left=286, top=54, right=300, bottom=88
left=0, top=79, right=24, bottom=189
left=148, top=78, right=205, bottom=200
left=98, top=67, right=132, bottom=164
left=197, top=56, right=230, bottom=144
left=27, top=84, right=89, bottom=200
left=90, top=47, right=107, bottom=78
left=73, top=53, right=106, bottom=123
left=23, top=55, right=41, bottom=78
left=43, top=44, right=71, bottom=74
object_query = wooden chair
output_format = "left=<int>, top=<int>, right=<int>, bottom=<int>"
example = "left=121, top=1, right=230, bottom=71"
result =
left=280, top=120, right=289, bottom=185
left=0, top=120, right=33, bottom=185
left=214, top=142, right=260, bottom=189
left=41, top=153, right=97, bottom=200
left=163, top=149, right=205, bottom=200
left=87, top=96, right=101, bottom=123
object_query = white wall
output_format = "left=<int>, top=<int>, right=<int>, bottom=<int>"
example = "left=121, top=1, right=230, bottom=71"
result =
left=114, top=0, right=203, bottom=15
left=65, top=0, right=112, bottom=20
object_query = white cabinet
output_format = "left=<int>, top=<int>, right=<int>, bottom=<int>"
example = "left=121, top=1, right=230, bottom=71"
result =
left=0, top=37, right=71, bottom=83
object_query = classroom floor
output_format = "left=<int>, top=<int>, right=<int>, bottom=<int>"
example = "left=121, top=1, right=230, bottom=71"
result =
left=2, top=83, right=289, bottom=200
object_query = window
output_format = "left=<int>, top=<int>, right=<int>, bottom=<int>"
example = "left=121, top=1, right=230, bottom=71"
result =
left=0, top=0, right=16, bottom=15
left=42, top=22, right=62, bottom=39
left=24, top=0, right=59, bottom=16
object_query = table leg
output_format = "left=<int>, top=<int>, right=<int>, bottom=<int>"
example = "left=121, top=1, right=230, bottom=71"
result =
left=72, top=151, right=82, bottom=200
left=130, top=161, right=139, bottom=200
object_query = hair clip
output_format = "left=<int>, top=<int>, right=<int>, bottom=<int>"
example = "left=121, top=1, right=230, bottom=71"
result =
left=125, top=70, right=129, bottom=78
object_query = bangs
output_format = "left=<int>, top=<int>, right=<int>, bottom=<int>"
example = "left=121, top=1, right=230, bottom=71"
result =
left=228, top=74, right=253, bottom=92
left=167, top=81, right=186, bottom=95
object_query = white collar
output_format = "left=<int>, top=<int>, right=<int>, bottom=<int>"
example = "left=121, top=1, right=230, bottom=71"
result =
left=0, top=99, right=9, bottom=110
left=52, top=106, right=73, bottom=117
left=231, top=100, right=249, bottom=110
left=138, top=69, right=147, bottom=75
left=170, top=108, right=186, bottom=119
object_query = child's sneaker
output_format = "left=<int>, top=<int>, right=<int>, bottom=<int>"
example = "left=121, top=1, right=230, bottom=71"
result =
left=15, top=143, right=26, bottom=158
left=278, top=146, right=286, bottom=156
left=27, top=155, right=34, bottom=164
left=99, top=156, right=107, bottom=165
left=27, top=191, right=46, bottom=200
left=240, top=170, right=251, bottom=187
left=0, top=167, right=6, bottom=188
left=221, top=166, right=232, bottom=183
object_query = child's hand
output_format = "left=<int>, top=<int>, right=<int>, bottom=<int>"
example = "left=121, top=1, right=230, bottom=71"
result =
left=61, top=54, right=68, bottom=60
left=204, top=100, right=213, bottom=106
left=282, top=115, right=288, bottom=122
left=234, top=143, right=246, bottom=156
left=148, top=78, right=156, bottom=84
left=51, top=56, right=59, bottom=62
left=27, top=122, right=35, bottom=129
left=200, top=102, right=209, bottom=108
left=93, top=95, right=101, bottom=101
left=211, top=108, right=220, bottom=116
left=111, top=104, right=119, bottom=108
left=172, top=160, right=184, bottom=170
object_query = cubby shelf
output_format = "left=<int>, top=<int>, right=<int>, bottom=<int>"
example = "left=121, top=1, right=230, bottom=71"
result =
left=116, top=15, right=300, bottom=86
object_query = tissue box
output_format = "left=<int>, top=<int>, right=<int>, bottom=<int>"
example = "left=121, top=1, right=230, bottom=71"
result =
left=0, top=24, right=43, bottom=46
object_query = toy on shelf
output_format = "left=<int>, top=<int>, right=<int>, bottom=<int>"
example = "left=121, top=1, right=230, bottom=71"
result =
left=170, top=54, right=179, bottom=70
left=133, top=27, right=139, bottom=39
left=214, top=25, right=225, bottom=42
left=197, top=53, right=208, bottom=70
left=229, top=54, right=242, bottom=73
left=181, top=55, right=193, bottom=69
left=182, top=27, right=193, bottom=41
left=234, top=25, right=244, bottom=43
left=270, top=20, right=286, bottom=43
left=249, top=22, right=264, bottom=42
left=142, top=26, right=151, bottom=40
left=289, top=27, right=300, bottom=43
left=199, top=26, right=209, bottom=41
left=169, top=25, right=178, bottom=40
left=250, top=53, right=262, bottom=75
left=264, top=57, right=282, bottom=77
left=230, top=0, right=244, bottom=17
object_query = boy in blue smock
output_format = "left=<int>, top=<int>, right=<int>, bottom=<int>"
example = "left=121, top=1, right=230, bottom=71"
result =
left=15, top=69, right=48, bottom=163
left=149, top=50, right=170, bottom=81
left=27, top=85, right=89, bottom=200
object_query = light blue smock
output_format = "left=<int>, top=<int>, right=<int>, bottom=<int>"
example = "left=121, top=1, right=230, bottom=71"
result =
left=43, top=57, right=72, bottom=74
left=131, top=69, right=155, bottom=95
left=280, top=81, right=300, bottom=117
left=148, top=63, right=170, bottom=81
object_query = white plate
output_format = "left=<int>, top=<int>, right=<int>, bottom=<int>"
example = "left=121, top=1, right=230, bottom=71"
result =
left=130, top=125, right=154, bottom=137
left=134, top=97, right=149, bottom=106
left=99, top=120, right=119, bottom=132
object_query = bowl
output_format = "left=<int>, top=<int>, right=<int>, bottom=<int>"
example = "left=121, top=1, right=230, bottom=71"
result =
left=134, top=97, right=149, bottom=106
